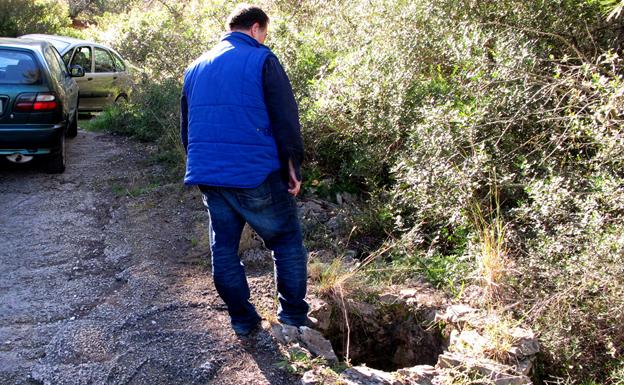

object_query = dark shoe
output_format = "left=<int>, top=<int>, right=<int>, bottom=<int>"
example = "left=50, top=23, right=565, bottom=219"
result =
left=233, top=320, right=262, bottom=337
left=279, top=316, right=318, bottom=329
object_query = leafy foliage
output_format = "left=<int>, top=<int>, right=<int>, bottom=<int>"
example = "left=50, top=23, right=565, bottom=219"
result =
left=0, top=0, right=77, bottom=37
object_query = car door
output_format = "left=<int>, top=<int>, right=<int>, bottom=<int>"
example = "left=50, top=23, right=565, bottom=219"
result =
left=67, top=45, right=96, bottom=111
left=91, top=47, right=117, bottom=109
left=110, top=50, right=130, bottom=100
left=45, top=46, right=79, bottom=120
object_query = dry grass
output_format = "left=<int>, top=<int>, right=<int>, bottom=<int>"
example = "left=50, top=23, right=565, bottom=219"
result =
left=468, top=185, right=510, bottom=303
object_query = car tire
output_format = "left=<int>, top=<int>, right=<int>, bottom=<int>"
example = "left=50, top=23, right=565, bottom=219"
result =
left=46, top=133, right=66, bottom=174
left=66, top=109, right=78, bottom=138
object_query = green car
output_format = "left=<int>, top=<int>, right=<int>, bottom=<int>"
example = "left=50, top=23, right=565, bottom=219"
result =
left=0, top=38, right=84, bottom=173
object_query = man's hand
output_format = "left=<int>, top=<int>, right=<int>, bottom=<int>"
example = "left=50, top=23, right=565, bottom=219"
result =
left=288, top=159, right=301, bottom=196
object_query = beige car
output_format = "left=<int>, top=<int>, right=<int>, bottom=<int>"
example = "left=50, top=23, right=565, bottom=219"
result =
left=20, top=34, right=131, bottom=112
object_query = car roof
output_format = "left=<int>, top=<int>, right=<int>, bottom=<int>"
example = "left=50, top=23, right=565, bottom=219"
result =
left=20, top=34, right=93, bottom=45
left=19, top=34, right=116, bottom=54
left=20, top=34, right=94, bottom=52
left=0, top=38, right=48, bottom=53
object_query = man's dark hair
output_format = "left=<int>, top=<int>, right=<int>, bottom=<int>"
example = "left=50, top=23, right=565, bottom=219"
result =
left=227, top=4, right=269, bottom=30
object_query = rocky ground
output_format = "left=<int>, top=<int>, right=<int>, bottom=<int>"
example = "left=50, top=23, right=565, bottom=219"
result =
left=0, top=130, right=301, bottom=385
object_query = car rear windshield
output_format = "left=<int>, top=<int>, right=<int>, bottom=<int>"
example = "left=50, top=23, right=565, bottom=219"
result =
left=0, top=50, right=41, bottom=85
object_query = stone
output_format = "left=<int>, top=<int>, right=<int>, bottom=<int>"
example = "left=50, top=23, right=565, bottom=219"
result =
left=299, top=326, right=338, bottom=364
left=509, top=327, right=539, bottom=357
left=434, top=304, right=478, bottom=323
left=399, top=289, right=418, bottom=298
left=301, top=369, right=322, bottom=385
left=379, top=293, right=400, bottom=304
left=341, top=366, right=401, bottom=385
left=270, top=323, right=299, bottom=345
left=308, top=298, right=332, bottom=332
left=344, top=249, right=358, bottom=259
left=395, top=365, right=436, bottom=385
left=436, top=353, right=531, bottom=385
left=240, top=248, right=270, bottom=263
left=436, top=352, right=463, bottom=369
left=327, top=214, right=346, bottom=233
left=349, top=300, right=376, bottom=317
left=449, top=329, right=488, bottom=355
left=514, top=358, right=534, bottom=376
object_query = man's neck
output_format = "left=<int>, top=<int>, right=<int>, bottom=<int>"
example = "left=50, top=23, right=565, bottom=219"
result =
left=230, top=29, right=253, bottom=38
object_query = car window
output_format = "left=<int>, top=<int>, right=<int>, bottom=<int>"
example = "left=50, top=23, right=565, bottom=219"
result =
left=94, top=47, right=115, bottom=73
left=71, top=46, right=92, bottom=73
left=62, top=48, right=74, bottom=66
left=44, top=47, right=64, bottom=83
left=111, top=51, right=126, bottom=72
left=50, top=47, right=68, bottom=75
left=0, top=49, right=41, bottom=85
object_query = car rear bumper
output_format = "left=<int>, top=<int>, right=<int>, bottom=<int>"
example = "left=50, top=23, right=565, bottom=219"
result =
left=0, top=123, right=64, bottom=152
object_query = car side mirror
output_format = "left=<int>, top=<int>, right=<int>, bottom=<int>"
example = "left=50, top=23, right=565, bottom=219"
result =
left=69, top=65, right=85, bottom=77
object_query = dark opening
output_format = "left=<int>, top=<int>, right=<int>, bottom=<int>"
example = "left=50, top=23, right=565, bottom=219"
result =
left=323, top=302, right=446, bottom=371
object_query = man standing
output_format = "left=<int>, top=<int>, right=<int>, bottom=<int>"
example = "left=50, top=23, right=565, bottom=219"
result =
left=180, top=4, right=309, bottom=336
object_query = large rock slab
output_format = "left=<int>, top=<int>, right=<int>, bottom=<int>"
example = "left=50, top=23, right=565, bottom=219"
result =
left=341, top=366, right=402, bottom=385
left=271, top=323, right=338, bottom=364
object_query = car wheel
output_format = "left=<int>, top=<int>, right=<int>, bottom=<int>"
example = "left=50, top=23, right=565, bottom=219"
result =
left=46, top=133, right=66, bottom=174
left=66, top=109, right=78, bottom=138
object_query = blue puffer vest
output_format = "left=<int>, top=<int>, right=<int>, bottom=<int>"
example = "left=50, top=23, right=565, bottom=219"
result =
left=183, top=32, right=280, bottom=188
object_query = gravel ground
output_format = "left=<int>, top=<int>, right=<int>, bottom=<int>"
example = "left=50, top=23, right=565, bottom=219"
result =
left=0, top=130, right=300, bottom=385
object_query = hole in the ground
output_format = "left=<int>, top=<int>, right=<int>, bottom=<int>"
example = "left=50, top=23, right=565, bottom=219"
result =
left=322, top=300, right=447, bottom=371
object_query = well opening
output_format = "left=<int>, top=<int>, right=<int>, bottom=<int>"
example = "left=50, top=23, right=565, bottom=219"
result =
left=321, top=301, right=447, bottom=372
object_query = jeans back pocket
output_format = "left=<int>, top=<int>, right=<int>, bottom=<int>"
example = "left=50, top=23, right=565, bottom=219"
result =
left=236, top=181, right=272, bottom=211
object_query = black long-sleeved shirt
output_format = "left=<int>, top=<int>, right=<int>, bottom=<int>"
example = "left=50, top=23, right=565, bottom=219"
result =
left=180, top=55, right=303, bottom=182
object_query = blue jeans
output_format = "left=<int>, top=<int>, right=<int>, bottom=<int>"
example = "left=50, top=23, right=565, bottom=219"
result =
left=201, top=171, right=309, bottom=334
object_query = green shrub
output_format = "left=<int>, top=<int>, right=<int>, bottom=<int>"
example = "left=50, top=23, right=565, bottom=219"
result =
left=0, top=0, right=77, bottom=37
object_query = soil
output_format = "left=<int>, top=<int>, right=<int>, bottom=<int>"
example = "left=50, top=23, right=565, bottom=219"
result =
left=0, top=130, right=301, bottom=385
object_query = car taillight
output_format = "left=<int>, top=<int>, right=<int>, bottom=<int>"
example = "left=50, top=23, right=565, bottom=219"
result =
left=14, top=92, right=58, bottom=112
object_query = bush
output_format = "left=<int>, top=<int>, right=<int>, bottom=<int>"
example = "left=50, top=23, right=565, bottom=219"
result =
left=0, top=0, right=77, bottom=37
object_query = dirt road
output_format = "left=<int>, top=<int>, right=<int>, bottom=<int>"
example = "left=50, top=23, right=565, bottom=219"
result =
left=0, top=130, right=300, bottom=385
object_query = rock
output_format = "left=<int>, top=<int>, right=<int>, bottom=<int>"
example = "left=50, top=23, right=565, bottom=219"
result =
left=308, top=298, right=332, bottom=332
left=327, top=214, right=346, bottom=233
left=299, top=326, right=338, bottom=364
left=349, top=300, right=376, bottom=317
left=379, top=293, right=400, bottom=304
left=509, top=327, right=539, bottom=357
left=449, top=329, right=488, bottom=355
left=271, top=323, right=338, bottom=364
left=436, top=353, right=531, bottom=385
left=301, top=369, right=322, bottom=385
left=270, top=323, right=299, bottom=345
left=344, top=249, right=358, bottom=259
left=240, top=248, right=270, bottom=263
left=514, top=358, right=534, bottom=376
left=399, top=289, right=418, bottom=298
left=300, top=200, right=330, bottom=222
left=434, top=304, right=478, bottom=323
left=341, top=366, right=401, bottom=385
left=304, top=200, right=323, bottom=213
left=395, top=365, right=436, bottom=385
left=436, top=352, right=463, bottom=369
